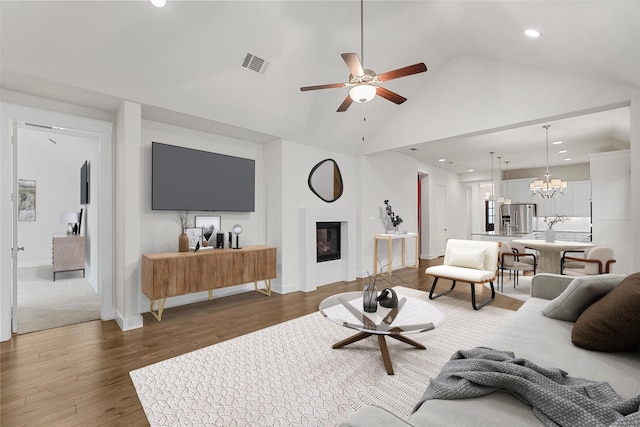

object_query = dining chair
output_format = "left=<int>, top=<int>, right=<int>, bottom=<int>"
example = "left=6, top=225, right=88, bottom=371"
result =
left=561, top=247, right=616, bottom=276
left=499, top=241, right=537, bottom=291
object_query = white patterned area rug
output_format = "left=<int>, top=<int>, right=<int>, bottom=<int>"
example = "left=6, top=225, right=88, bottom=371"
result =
left=130, top=286, right=514, bottom=426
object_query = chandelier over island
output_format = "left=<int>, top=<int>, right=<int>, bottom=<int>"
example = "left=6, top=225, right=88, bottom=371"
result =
left=530, top=125, right=567, bottom=198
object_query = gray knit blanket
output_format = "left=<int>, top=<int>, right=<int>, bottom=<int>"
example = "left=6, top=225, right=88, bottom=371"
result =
left=414, top=347, right=640, bottom=427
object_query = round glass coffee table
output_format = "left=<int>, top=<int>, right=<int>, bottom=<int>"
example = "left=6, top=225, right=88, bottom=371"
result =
left=319, top=290, right=445, bottom=375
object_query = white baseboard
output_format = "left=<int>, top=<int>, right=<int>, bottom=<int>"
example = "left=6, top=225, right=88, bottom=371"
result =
left=114, top=309, right=143, bottom=331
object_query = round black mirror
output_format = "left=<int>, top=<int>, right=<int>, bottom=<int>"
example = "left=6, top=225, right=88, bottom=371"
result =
left=308, top=159, right=343, bottom=203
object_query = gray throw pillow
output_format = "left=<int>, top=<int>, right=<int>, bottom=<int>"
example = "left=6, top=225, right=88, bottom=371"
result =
left=541, top=275, right=624, bottom=321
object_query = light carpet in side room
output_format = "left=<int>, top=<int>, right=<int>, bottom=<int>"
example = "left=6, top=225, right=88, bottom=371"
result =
left=130, top=286, right=514, bottom=426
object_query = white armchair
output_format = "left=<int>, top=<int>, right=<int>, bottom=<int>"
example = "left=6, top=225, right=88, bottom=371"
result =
left=425, top=239, right=499, bottom=310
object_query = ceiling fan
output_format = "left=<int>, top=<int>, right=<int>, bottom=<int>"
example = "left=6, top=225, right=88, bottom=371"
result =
left=300, top=0, right=427, bottom=112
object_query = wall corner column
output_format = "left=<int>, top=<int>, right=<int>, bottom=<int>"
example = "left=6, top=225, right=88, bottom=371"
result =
left=114, top=101, right=143, bottom=330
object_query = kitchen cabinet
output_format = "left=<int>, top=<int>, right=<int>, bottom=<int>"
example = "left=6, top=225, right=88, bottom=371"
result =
left=503, top=179, right=591, bottom=217
left=569, top=181, right=591, bottom=217
left=500, top=179, right=533, bottom=204
left=590, top=150, right=630, bottom=273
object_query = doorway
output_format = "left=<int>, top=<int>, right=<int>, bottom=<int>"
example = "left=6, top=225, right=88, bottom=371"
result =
left=15, top=124, right=101, bottom=334
left=1, top=103, right=114, bottom=341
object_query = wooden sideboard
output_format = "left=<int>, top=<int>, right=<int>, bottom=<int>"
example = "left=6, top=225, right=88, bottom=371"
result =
left=142, top=245, right=276, bottom=321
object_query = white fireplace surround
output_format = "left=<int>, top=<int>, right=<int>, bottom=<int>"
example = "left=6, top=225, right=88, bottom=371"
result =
left=300, top=207, right=356, bottom=292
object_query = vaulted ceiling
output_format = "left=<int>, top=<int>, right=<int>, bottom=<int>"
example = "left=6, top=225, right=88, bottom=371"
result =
left=1, top=1, right=638, bottom=174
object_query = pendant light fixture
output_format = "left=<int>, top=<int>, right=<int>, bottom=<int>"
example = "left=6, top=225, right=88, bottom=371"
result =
left=488, top=151, right=495, bottom=201
left=504, top=160, right=512, bottom=205
left=497, top=156, right=504, bottom=203
left=530, top=125, right=567, bottom=198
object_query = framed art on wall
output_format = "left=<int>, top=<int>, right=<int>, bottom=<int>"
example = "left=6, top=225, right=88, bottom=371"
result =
left=185, top=227, right=203, bottom=249
left=18, top=179, right=36, bottom=221
left=195, top=215, right=221, bottom=242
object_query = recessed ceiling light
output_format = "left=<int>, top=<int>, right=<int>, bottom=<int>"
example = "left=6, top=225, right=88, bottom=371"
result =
left=524, top=29, right=541, bottom=38
left=558, top=150, right=567, bottom=154
left=564, top=158, right=572, bottom=161
left=151, top=0, right=166, bottom=7
left=467, top=169, right=475, bottom=172
left=438, top=158, right=446, bottom=162
left=552, top=140, right=563, bottom=145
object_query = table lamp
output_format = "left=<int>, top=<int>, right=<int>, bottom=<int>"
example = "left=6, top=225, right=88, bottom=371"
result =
left=60, top=212, right=78, bottom=234
left=232, top=224, right=243, bottom=249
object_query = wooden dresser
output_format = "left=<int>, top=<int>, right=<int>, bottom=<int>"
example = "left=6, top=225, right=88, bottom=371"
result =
left=141, top=245, right=276, bottom=320
left=52, top=234, right=86, bottom=281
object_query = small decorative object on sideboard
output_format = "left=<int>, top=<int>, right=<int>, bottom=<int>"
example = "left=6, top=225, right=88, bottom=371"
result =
left=176, top=210, right=190, bottom=252
left=384, top=199, right=403, bottom=233
left=543, top=214, right=569, bottom=243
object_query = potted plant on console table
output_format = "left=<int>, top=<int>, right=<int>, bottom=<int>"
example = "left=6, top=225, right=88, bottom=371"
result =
left=384, top=199, right=403, bottom=233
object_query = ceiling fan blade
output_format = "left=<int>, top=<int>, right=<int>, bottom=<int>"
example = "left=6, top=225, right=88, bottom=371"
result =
left=341, top=53, right=364, bottom=76
left=377, top=63, right=427, bottom=82
left=337, top=95, right=353, bottom=112
left=376, top=86, right=407, bottom=105
left=300, top=83, right=346, bottom=92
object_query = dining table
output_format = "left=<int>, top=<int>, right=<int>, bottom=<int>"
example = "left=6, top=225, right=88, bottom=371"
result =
left=511, top=239, right=594, bottom=274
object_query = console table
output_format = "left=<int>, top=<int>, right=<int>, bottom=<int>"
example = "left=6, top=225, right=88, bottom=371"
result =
left=374, top=233, right=419, bottom=276
left=52, top=234, right=85, bottom=281
left=141, top=245, right=276, bottom=321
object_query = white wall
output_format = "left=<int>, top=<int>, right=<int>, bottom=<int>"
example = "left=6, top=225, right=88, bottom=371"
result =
left=359, top=152, right=419, bottom=275
left=277, top=140, right=358, bottom=292
left=264, top=140, right=284, bottom=290
left=417, top=161, right=468, bottom=258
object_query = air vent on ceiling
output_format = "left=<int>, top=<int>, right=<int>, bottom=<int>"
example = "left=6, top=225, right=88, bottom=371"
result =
left=241, top=52, right=270, bottom=75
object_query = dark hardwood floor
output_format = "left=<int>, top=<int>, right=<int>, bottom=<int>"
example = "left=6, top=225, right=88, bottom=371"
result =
left=1, top=258, right=522, bottom=426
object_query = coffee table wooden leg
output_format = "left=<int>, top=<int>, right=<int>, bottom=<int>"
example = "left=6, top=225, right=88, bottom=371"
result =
left=333, top=332, right=371, bottom=349
left=389, top=334, right=426, bottom=349
left=377, top=335, right=394, bottom=375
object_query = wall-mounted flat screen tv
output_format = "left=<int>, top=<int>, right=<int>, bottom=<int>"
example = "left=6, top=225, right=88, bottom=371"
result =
left=80, top=160, right=89, bottom=204
left=152, top=142, right=255, bottom=212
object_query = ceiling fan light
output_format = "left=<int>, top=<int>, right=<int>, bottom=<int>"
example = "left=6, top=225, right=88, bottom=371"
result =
left=349, top=84, right=376, bottom=103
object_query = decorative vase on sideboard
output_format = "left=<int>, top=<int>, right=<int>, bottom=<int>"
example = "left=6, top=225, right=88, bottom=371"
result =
left=179, top=232, right=189, bottom=252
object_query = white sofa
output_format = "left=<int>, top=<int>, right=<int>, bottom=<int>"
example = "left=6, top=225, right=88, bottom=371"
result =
left=339, top=273, right=640, bottom=426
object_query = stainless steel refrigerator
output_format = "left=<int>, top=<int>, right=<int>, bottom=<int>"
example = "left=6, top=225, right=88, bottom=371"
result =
left=499, top=203, right=537, bottom=234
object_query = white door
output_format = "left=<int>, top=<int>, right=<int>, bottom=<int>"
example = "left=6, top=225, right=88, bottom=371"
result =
left=435, top=183, right=447, bottom=256
left=11, top=121, right=19, bottom=333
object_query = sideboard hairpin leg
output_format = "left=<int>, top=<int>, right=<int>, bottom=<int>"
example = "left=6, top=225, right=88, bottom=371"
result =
left=149, top=298, right=167, bottom=321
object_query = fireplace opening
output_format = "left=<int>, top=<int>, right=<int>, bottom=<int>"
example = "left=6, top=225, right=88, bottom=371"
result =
left=316, top=222, right=341, bottom=263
